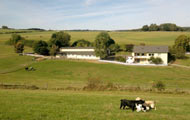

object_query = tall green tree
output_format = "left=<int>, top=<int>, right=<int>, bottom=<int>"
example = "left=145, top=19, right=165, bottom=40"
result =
left=94, top=32, right=115, bottom=59
left=149, top=24, right=159, bottom=31
left=14, top=42, right=24, bottom=53
left=142, top=25, right=149, bottom=31
left=33, top=40, right=49, bottom=55
left=174, top=35, right=190, bottom=52
left=49, top=31, right=71, bottom=48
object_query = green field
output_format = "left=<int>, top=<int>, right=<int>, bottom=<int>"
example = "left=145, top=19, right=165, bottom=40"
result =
left=0, top=30, right=190, bottom=120
left=0, top=90, right=190, bottom=120
left=1, top=29, right=190, bottom=45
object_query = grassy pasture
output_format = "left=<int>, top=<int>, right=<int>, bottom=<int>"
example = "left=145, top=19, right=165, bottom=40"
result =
left=0, top=90, right=190, bottom=120
left=0, top=29, right=190, bottom=45
left=0, top=30, right=190, bottom=120
left=1, top=59, right=190, bottom=91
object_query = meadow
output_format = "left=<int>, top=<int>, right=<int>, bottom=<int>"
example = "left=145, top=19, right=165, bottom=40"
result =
left=0, top=90, right=190, bottom=120
left=0, top=30, right=190, bottom=120
left=1, top=29, right=190, bottom=45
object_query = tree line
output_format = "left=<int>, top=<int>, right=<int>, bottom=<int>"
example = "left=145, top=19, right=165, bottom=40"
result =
left=7, top=31, right=120, bottom=59
left=142, top=23, right=184, bottom=31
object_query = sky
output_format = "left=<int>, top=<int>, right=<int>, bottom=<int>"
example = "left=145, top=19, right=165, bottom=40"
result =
left=0, top=0, right=190, bottom=30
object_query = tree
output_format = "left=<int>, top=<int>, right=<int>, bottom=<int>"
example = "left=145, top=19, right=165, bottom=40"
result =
left=14, top=42, right=24, bottom=53
left=2, top=26, right=8, bottom=29
left=94, top=32, right=115, bottom=59
left=33, top=40, right=49, bottom=55
left=109, top=44, right=120, bottom=54
left=49, top=44, right=59, bottom=56
left=142, top=25, right=149, bottom=31
left=171, top=46, right=186, bottom=59
left=9, top=34, right=23, bottom=45
left=174, top=35, right=190, bottom=52
left=71, top=39, right=92, bottom=47
left=49, top=31, right=71, bottom=48
left=160, top=23, right=178, bottom=31
left=149, top=24, right=159, bottom=31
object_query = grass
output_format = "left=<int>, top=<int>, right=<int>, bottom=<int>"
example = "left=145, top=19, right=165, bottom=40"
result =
left=1, top=59, right=190, bottom=91
left=0, top=30, right=190, bottom=46
left=1, top=30, right=190, bottom=120
left=0, top=89, right=190, bottom=120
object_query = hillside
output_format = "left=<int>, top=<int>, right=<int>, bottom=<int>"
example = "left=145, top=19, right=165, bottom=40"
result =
left=1, top=30, right=190, bottom=120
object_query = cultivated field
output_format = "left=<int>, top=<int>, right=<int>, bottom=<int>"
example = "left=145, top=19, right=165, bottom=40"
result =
left=0, top=30, right=190, bottom=120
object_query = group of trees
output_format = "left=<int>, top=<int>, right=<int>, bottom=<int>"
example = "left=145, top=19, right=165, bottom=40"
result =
left=33, top=31, right=71, bottom=55
left=170, top=35, right=190, bottom=59
left=1, top=26, right=9, bottom=29
left=33, top=31, right=120, bottom=58
left=142, top=23, right=184, bottom=31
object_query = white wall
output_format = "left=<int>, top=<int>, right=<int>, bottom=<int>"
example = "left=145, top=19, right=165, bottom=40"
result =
left=132, top=52, right=168, bottom=65
left=60, top=49, right=94, bottom=52
left=67, top=54, right=100, bottom=60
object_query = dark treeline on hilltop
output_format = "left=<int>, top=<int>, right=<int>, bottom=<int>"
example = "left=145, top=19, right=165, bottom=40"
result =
left=142, top=23, right=186, bottom=31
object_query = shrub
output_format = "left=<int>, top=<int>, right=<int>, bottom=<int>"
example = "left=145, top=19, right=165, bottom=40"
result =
left=148, top=57, right=163, bottom=64
left=115, top=56, right=126, bottom=63
left=83, top=77, right=103, bottom=90
left=152, top=81, right=165, bottom=91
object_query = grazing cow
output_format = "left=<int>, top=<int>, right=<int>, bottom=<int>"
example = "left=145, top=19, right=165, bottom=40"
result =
left=120, top=99, right=145, bottom=111
left=136, top=97, right=156, bottom=110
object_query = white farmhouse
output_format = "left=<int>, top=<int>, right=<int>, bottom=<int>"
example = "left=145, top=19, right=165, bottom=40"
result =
left=58, top=47, right=100, bottom=60
left=131, top=46, right=169, bottom=65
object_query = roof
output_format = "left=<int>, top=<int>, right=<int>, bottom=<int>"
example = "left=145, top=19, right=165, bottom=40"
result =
left=59, top=51, right=96, bottom=55
left=133, top=46, right=169, bottom=53
left=60, top=47, right=94, bottom=49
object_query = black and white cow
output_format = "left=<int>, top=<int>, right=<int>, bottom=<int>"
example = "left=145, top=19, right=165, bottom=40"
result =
left=120, top=99, right=145, bottom=111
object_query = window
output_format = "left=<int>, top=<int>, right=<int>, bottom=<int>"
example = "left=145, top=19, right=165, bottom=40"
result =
left=149, top=53, right=154, bottom=56
left=135, top=53, right=140, bottom=56
left=142, top=53, right=145, bottom=56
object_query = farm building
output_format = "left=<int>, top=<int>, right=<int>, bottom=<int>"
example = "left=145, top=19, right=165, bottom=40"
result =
left=58, top=47, right=100, bottom=60
left=127, top=46, right=168, bottom=65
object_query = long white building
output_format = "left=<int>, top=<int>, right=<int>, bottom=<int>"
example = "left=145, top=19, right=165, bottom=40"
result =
left=58, top=47, right=100, bottom=60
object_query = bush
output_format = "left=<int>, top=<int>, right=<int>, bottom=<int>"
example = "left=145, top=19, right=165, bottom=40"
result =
left=83, top=77, right=103, bottom=90
left=152, top=81, right=165, bottom=91
left=148, top=57, right=163, bottom=64
left=115, top=56, right=126, bottom=63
